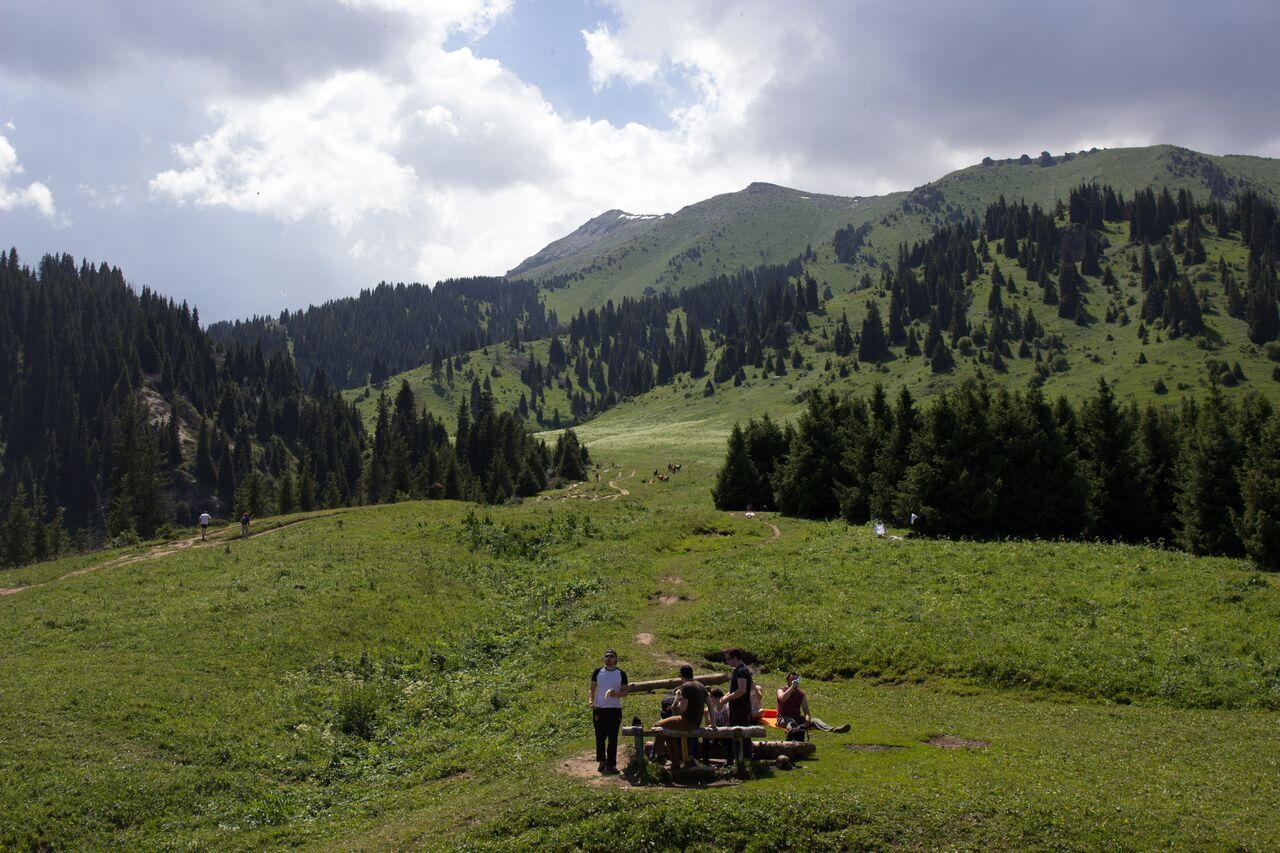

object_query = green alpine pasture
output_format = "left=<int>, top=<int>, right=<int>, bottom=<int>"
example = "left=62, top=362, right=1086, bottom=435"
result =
left=3, top=449, right=1279, bottom=849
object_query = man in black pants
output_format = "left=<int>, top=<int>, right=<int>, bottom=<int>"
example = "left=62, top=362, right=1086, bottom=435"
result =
left=589, top=649, right=628, bottom=774
left=720, top=648, right=754, bottom=760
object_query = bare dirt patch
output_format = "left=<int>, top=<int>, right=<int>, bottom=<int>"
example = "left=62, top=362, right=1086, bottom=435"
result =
left=649, top=593, right=680, bottom=606
left=846, top=743, right=905, bottom=752
left=635, top=632, right=655, bottom=646
left=557, top=751, right=628, bottom=788
left=659, top=574, right=684, bottom=584
left=924, top=734, right=989, bottom=749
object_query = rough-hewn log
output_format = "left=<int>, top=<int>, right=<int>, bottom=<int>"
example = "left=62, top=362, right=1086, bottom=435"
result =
left=625, top=672, right=729, bottom=693
left=752, top=740, right=817, bottom=760
left=621, top=725, right=765, bottom=739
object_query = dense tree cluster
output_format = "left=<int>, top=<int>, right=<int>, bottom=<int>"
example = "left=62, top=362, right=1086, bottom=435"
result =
left=364, top=380, right=587, bottom=506
left=1, top=254, right=581, bottom=570
left=714, top=379, right=1280, bottom=570
left=209, top=276, right=561, bottom=388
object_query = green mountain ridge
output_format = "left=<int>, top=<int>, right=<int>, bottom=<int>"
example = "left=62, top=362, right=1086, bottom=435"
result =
left=516, top=145, right=1280, bottom=315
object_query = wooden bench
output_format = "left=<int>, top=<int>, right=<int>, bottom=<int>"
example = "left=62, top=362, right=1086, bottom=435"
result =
left=622, top=725, right=765, bottom=769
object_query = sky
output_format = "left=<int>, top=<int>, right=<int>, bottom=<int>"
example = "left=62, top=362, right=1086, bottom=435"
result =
left=1, top=0, right=1278, bottom=322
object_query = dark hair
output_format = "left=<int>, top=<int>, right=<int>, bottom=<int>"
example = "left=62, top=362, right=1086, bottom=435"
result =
left=679, top=664, right=694, bottom=679
left=710, top=688, right=724, bottom=698
left=723, top=647, right=745, bottom=661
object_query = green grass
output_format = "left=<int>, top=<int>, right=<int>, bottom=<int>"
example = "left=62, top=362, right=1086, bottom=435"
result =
left=3, top=448, right=1279, bottom=848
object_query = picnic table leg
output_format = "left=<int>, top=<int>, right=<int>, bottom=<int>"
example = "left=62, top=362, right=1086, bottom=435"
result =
left=735, top=733, right=745, bottom=770
left=634, top=731, right=646, bottom=767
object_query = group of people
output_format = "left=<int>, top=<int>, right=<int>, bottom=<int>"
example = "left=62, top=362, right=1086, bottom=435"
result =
left=195, top=511, right=252, bottom=541
left=587, top=647, right=835, bottom=774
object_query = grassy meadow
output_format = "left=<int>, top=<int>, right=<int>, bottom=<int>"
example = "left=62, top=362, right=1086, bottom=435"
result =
left=2, top=436, right=1279, bottom=849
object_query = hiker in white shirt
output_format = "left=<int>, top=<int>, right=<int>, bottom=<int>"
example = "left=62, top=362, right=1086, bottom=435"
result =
left=198, top=511, right=211, bottom=541
left=589, top=649, right=628, bottom=774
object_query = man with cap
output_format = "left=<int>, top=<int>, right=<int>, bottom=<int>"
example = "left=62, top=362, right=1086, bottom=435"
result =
left=589, top=649, right=628, bottom=773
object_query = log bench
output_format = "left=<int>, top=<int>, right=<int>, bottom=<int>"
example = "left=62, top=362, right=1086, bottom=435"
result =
left=622, top=725, right=766, bottom=769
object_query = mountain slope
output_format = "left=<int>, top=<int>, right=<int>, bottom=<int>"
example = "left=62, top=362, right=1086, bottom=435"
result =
left=514, top=182, right=878, bottom=315
left=516, top=146, right=1280, bottom=314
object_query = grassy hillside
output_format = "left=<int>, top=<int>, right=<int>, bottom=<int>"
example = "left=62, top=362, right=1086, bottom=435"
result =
left=516, top=146, right=1280, bottom=317
left=368, top=210, right=1280, bottom=444
left=518, top=182, right=878, bottom=317
left=2, top=450, right=1278, bottom=849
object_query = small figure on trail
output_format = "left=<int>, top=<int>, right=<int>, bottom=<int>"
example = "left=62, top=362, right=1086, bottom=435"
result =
left=652, top=664, right=707, bottom=768
left=198, top=511, right=211, bottom=541
left=589, top=649, right=628, bottom=774
left=721, top=648, right=755, bottom=759
left=240, top=511, right=250, bottom=539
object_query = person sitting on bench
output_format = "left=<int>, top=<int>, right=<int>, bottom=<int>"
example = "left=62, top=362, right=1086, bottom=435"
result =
left=653, top=664, right=707, bottom=768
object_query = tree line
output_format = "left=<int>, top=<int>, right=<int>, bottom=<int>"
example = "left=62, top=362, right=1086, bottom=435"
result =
left=208, top=275, right=565, bottom=389
left=0, top=251, right=589, bottom=570
left=713, top=378, right=1280, bottom=570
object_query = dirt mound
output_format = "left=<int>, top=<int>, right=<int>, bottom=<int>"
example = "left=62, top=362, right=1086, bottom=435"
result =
left=635, top=632, right=655, bottom=646
left=924, top=734, right=989, bottom=749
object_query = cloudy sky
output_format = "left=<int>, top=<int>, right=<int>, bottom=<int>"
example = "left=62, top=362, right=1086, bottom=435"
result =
left=2, top=0, right=1277, bottom=321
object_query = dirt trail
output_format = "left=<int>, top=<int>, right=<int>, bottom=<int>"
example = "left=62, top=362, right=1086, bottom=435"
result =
left=538, top=467, right=636, bottom=502
left=0, top=513, right=341, bottom=598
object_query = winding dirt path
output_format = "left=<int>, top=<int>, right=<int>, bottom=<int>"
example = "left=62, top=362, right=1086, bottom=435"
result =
left=0, top=513, right=342, bottom=598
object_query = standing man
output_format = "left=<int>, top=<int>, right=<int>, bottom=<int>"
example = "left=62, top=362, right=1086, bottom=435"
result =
left=198, top=510, right=211, bottom=541
left=240, top=511, right=250, bottom=539
left=589, top=649, right=628, bottom=774
left=721, top=648, right=754, bottom=760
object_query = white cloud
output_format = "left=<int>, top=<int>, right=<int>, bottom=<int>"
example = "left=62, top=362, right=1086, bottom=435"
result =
left=147, top=2, right=784, bottom=284
left=151, top=71, right=418, bottom=230
left=0, top=133, right=57, bottom=220
left=582, top=24, right=658, bottom=90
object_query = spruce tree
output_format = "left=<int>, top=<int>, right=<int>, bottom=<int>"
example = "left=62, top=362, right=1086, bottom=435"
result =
left=712, top=425, right=764, bottom=510
left=1235, top=411, right=1280, bottom=569
left=1175, top=386, right=1244, bottom=555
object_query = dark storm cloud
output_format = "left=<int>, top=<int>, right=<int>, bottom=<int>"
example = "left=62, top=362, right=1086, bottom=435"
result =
left=745, top=0, right=1280, bottom=188
left=0, top=0, right=414, bottom=94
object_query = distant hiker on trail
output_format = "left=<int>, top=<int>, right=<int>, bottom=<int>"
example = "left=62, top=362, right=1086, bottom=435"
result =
left=198, top=511, right=211, bottom=541
left=652, top=664, right=708, bottom=768
left=721, top=648, right=755, bottom=759
left=589, top=649, right=628, bottom=774
left=240, top=511, right=250, bottom=539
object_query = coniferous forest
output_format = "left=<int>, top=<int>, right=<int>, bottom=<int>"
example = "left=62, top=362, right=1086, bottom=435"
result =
left=0, top=253, right=587, bottom=569
left=4, top=179, right=1279, bottom=570
left=713, top=379, right=1280, bottom=570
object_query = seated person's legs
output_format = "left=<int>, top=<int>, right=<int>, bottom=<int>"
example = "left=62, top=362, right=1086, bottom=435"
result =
left=652, top=715, right=696, bottom=765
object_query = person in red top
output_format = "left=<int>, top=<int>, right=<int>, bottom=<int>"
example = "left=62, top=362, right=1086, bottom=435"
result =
left=775, top=672, right=811, bottom=732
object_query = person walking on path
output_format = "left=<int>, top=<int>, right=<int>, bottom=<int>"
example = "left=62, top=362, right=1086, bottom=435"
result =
left=589, top=649, right=628, bottom=774
left=721, top=648, right=755, bottom=760
left=198, top=511, right=211, bottom=541
left=240, top=511, right=250, bottom=539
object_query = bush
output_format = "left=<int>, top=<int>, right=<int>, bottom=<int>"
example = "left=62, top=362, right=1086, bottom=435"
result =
left=335, top=683, right=381, bottom=739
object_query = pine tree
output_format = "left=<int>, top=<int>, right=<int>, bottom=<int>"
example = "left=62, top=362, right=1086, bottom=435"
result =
left=1175, top=386, right=1243, bottom=556
left=1235, top=411, right=1280, bottom=569
left=3, top=487, right=34, bottom=567
left=712, top=425, right=764, bottom=510
left=278, top=470, right=297, bottom=515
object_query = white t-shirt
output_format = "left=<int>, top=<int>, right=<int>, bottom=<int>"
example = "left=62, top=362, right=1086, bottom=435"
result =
left=199, top=513, right=211, bottom=526
left=592, top=666, right=628, bottom=709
